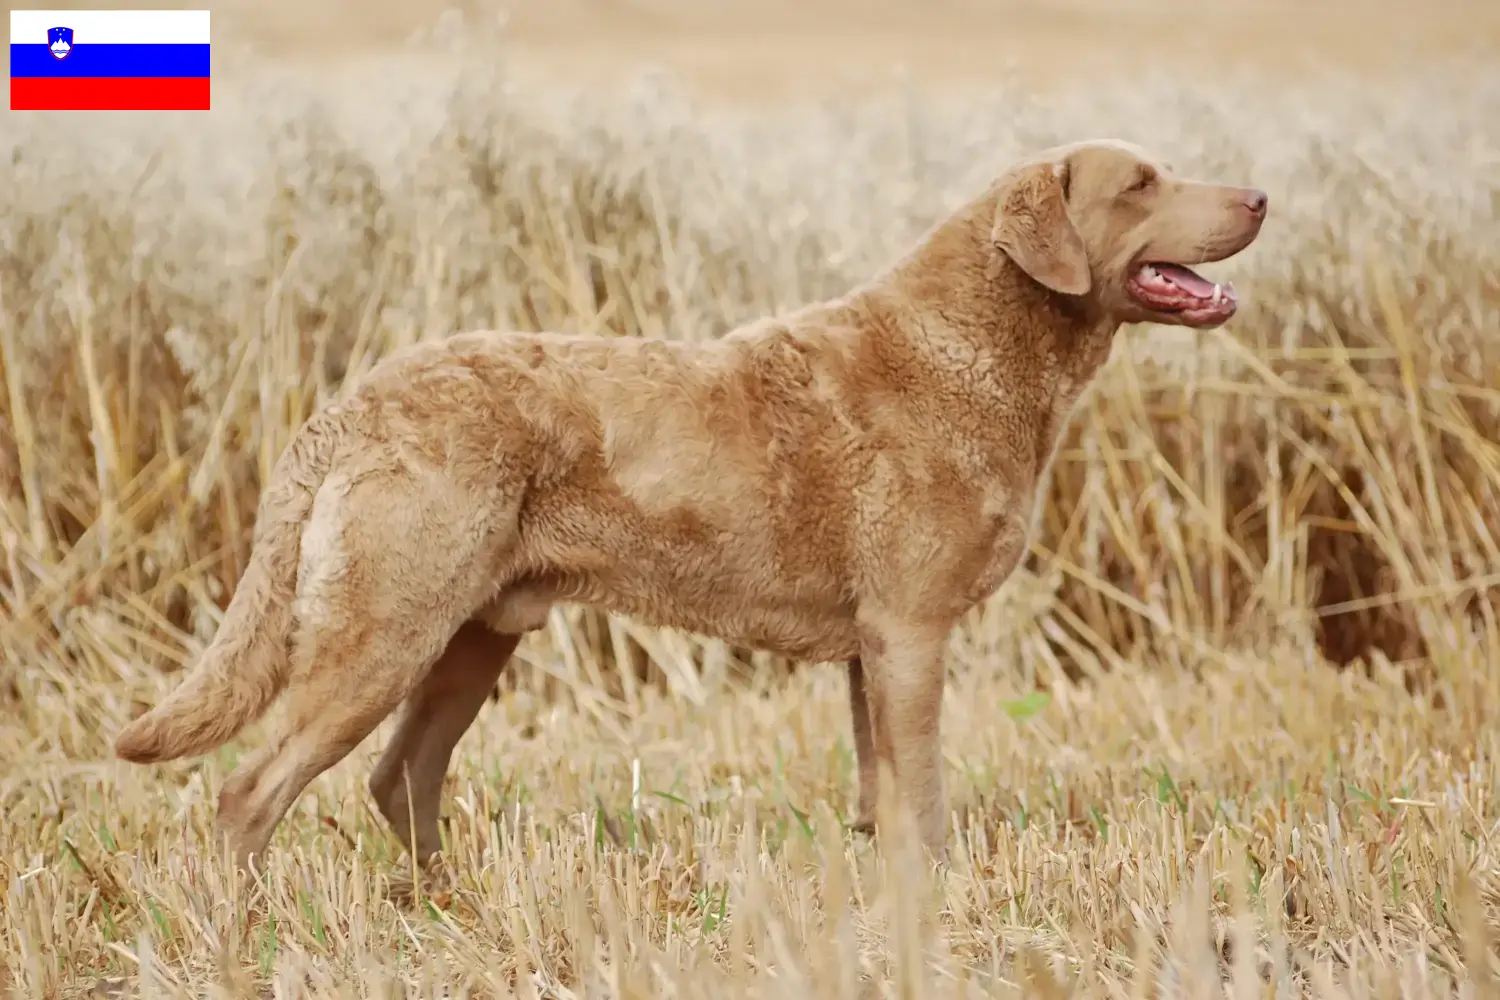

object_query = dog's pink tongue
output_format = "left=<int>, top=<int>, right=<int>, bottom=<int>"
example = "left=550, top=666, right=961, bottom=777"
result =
left=1155, top=263, right=1217, bottom=298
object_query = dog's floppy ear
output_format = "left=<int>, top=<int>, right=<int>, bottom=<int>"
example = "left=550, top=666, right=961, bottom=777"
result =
left=991, top=159, right=1092, bottom=296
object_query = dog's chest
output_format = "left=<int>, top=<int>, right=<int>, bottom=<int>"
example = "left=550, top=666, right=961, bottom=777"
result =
left=960, top=488, right=1032, bottom=607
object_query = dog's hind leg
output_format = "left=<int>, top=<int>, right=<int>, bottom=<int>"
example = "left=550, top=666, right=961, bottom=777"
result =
left=213, top=468, right=509, bottom=870
left=214, top=611, right=466, bottom=870
left=368, top=623, right=522, bottom=861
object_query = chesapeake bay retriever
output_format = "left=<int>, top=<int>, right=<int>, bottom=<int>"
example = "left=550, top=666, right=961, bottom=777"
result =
left=114, top=139, right=1267, bottom=867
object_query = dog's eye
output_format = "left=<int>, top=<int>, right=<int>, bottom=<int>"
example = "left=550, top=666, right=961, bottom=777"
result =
left=1128, top=170, right=1156, bottom=193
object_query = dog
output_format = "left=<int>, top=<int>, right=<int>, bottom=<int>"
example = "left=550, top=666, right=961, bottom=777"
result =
left=114, top=139, right=1267, bottom=868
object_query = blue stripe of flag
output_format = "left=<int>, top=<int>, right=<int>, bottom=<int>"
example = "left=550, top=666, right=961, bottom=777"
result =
left=9, top=43, right=210, bottom=79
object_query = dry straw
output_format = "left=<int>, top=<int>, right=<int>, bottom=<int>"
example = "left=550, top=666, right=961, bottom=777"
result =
left=1, top=25, right=1498, bottom=998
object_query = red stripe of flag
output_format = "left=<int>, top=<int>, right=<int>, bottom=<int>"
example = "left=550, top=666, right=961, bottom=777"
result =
left=11, top=77, right=210, bottom=111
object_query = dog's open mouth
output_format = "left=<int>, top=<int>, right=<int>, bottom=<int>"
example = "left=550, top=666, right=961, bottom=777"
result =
left=1126, top=262, right=1238, bottom=327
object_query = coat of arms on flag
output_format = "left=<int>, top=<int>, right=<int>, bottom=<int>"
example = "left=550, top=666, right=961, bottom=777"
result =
left=46, top=25, right=71, bottom=59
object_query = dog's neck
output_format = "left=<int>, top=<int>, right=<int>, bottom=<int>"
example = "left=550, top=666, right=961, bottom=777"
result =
left=855, top=194, right=1121, bottom=413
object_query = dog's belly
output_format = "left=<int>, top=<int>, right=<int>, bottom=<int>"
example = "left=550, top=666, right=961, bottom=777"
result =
left=487, top=518, right=861, bottom=663
left=605, top=583, right=860, bottom=663
left=485, top=576, right=859, bottom=663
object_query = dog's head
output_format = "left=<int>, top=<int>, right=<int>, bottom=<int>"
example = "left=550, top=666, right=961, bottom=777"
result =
left=991, top=139, right=1266, bottom=329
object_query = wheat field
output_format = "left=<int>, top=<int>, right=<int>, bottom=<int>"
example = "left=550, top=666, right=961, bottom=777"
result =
left=4, top=5, right=1500, bottom=997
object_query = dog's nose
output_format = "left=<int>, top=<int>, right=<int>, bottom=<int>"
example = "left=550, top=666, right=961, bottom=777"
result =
left=1241, top=189, right=1268, bottom=218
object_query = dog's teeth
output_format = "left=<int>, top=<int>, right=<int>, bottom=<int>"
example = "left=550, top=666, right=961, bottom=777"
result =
left=1211, top=283, right=1222, bottom=304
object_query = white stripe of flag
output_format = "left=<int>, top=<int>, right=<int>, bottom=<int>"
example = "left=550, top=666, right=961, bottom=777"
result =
left=9, top=9, right=210, bottom=45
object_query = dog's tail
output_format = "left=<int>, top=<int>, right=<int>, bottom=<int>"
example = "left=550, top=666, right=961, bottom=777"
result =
left=114, top=415, right=344, bottom=764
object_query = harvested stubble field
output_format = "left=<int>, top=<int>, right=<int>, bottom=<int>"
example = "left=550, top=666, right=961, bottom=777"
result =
left=4, top=7, right=1500, bottom=998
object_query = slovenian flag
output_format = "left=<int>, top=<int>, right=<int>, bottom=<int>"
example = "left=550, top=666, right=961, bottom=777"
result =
left=10, top=9, right=210, bottom=111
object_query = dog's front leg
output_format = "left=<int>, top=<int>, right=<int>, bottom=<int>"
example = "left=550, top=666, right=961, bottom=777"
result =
left=855, top=617, right=951, bottom=853
left=846, top=656, right=878, bottom=833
